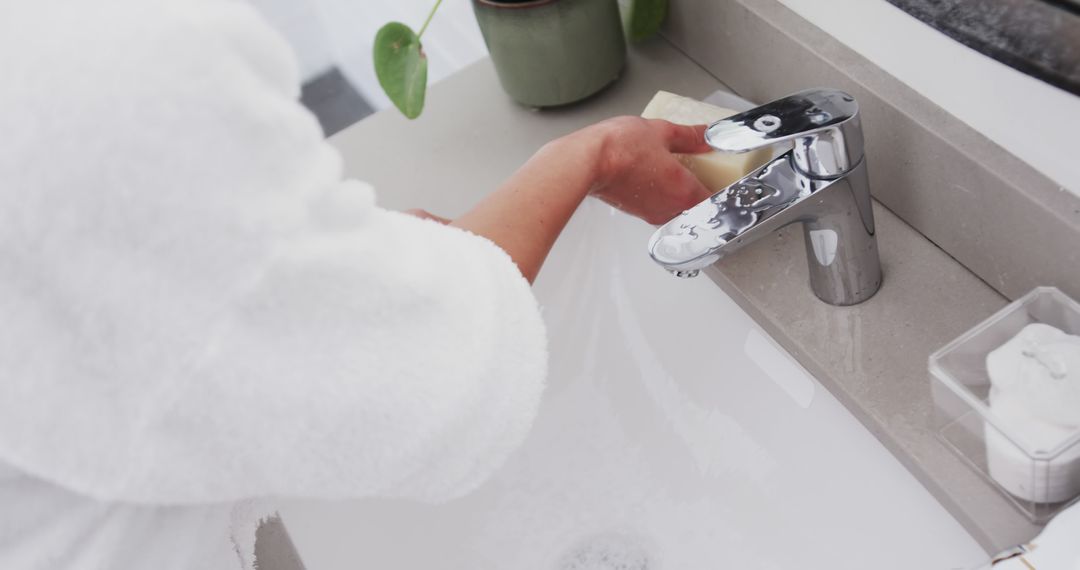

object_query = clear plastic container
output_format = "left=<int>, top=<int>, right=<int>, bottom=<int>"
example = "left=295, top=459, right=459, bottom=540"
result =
left=930, top=287, right=1080, bottom=523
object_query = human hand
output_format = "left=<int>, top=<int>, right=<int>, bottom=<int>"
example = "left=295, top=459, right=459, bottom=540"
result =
left=404, top=208, right=451, bottom=225
left=448, top=117, right=713, bottom=283
left=583, top=117, right=713, bottom=225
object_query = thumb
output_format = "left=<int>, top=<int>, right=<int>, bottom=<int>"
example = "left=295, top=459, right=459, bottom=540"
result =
left=671, top=159, right=713, bottom=207
left=654, top=121, right=712, bottom=154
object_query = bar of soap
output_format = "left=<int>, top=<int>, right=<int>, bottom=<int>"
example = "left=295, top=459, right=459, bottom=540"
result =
left=641, top=91, right=772, bottom=193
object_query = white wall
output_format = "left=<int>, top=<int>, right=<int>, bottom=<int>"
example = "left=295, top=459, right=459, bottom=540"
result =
left=775, top=0, right=1080, bottom=196
left=248, top=0, right=487, bottom=110
left=246, top=0, right=335, bottom=80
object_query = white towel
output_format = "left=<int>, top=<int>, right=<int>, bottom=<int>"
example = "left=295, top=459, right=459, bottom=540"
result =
left=0, top=0, right=547, bottom=568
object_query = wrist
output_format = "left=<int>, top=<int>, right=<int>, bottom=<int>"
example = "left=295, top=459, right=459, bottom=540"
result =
left=557, top=121, right=617, bottom=195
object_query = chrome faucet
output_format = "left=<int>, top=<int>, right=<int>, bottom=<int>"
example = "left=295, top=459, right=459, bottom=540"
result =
left=647, top=88, right=882, bottom=306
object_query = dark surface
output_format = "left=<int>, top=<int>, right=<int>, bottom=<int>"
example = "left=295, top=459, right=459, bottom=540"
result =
left=886, top=0, right=1080, bottom=95
left=300, top=67, right=374, bottom=137
left=1049, top=0, right=1080, bottom=13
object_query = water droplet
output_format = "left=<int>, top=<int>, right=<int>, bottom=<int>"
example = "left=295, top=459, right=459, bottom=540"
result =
left=740, top=209, right=748, bottom=216
left=754, top=187, right=764, bottom=196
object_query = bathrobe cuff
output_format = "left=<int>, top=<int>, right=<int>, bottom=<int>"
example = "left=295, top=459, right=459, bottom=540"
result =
left=0, top=0, right=547, bottom=505
left=122, top=203, right=549, bottom=504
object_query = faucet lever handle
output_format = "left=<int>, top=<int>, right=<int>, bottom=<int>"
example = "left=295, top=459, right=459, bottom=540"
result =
left=705, top=88, right=863, bottom=178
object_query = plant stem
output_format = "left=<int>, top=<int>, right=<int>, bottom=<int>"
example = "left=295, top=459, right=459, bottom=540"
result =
left=417, top=0, right=444, bottom=38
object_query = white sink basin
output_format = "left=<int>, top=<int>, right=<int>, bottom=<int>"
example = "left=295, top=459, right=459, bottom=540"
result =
left=279, top=200, right=986, bottom=569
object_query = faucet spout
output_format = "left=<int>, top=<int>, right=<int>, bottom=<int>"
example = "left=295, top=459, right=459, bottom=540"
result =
left=647, top=88, right=882, bottom=306
left=649, top=153, right=880, bottom=305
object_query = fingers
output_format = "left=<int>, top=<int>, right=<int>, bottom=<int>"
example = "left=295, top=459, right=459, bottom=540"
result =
left=404, top=208, right=451, bottom=225
left=651, top=120, right=712, bottom=154
left=641, top=162, right=713, bottom=225
left=670, top=159, right=713, bottom=204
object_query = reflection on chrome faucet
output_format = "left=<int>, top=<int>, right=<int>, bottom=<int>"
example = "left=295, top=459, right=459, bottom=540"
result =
left=648, top=88, right=882, bottom=306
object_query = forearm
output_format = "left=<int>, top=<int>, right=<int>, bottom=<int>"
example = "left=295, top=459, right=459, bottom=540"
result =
left=451, top=129, right=602, bottom=283
left=449, top=117, right=711, bottom=283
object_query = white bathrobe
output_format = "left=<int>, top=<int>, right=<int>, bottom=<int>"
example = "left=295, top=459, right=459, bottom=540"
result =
left=0, top=1, right=547, bottom=568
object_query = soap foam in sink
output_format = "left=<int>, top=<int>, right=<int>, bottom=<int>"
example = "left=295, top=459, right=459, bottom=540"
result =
left=985, top=323, right=1080, bottom=503
left=556, top=533, right=651, bottom=570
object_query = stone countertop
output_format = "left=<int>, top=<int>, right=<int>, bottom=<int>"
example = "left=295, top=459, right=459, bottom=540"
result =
left=329, top=39, right=1038, bottom=553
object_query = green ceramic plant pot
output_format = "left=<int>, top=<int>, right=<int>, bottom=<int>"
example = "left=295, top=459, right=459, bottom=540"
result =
left=472, top=0, right=627, bottom=108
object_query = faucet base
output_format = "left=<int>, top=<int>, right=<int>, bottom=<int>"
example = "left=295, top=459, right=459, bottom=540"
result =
left=801, top=160, right=882, bottom=306
left=648, top=88, right=882, bottom=306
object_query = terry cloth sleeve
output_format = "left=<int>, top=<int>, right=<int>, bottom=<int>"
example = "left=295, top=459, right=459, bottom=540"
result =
left=0, top=0, right=547, bottom=504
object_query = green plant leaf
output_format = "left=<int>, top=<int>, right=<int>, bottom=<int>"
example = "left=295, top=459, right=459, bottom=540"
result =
left=373, top=22, right=428, bottom=119
left=624, top=0, right=669, bottom=43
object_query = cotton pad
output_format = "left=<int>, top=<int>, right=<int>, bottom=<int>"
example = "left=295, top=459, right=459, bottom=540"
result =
left=985, top=398, right=1080, bottom=503
left=987, top=323, right=1080, bottom=429
left=985, top=323, right=1080, bottom=502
